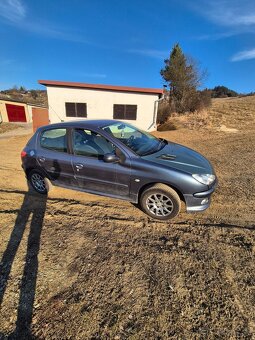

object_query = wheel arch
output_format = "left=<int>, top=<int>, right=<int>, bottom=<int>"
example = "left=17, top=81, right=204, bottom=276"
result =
left=25, top=166, right=50, bottom=180
left=137, top=182, right=185, bottom=204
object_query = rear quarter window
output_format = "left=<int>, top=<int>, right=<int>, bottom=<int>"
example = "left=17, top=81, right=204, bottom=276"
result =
left=40, top=128, right=67, bottom=152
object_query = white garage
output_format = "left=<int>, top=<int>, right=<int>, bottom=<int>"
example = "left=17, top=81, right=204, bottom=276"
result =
left=38, top=80, right=163, bottom=131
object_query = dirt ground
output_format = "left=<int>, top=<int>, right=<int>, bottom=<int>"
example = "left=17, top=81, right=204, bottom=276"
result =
left=0, top=123, right=32, bottom=139
left=0, top=123, right=23, bottom=135
left=0, top=109, right=254, bottom=338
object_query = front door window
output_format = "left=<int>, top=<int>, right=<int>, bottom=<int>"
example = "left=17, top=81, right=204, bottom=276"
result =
left=72, top=128, right=119, bottom=195
left=73, top=129, right=115, bottom=158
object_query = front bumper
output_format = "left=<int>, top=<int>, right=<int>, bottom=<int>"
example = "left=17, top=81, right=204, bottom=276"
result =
left=184, top=179, right=218, bottom=213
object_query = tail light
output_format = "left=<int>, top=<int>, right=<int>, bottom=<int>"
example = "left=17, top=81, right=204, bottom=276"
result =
left=21, top=150, right=27, bottom=158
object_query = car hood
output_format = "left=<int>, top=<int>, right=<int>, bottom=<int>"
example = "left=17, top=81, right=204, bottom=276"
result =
left=142, top=141, right=214, bottom=175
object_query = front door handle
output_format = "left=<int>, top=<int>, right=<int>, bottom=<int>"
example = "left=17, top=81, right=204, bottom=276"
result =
left=38, top=157, right=45, bottom=163
left=75, top=163, right=84, bottom=170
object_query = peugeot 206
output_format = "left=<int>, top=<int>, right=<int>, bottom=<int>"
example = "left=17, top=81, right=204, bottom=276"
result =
left=21, top=120, right=217, bottom=220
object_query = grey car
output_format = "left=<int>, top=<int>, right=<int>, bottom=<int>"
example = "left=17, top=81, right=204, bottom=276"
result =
left=21, top=119, right=217, bottom=220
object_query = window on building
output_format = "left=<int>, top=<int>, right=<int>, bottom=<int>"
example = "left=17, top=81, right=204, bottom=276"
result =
left=40, top=128, right=67, bottom=152
left=113, top=104, right=137, bottom=120
left=65, top=102, right=87, bottom=117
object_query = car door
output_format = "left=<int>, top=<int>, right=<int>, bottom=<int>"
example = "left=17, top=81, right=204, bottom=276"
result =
left=71, top=128, right=131, bottom=198
left=37, top=127, right=78, bottom=188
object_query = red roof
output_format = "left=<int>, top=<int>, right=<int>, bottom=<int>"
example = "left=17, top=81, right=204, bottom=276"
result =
left=38, top=80, right=163, bottom=95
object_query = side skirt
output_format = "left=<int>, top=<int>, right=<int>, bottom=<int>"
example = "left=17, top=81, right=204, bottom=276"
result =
left=51, top=181, right=138, bottom=203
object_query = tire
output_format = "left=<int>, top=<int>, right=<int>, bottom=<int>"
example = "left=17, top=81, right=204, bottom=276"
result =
left=28, top=169, right=51, bottom=195
left=140, top=183, right=181, bottom=220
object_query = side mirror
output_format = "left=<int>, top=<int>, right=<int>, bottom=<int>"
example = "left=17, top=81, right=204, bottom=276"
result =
left=103, top=153, right=120, bottom=163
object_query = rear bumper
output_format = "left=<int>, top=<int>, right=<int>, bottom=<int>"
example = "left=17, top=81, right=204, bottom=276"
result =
left=184, top=179, right=218, bottom=213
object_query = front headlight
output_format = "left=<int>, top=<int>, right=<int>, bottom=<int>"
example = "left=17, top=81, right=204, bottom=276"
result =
left=192, top=174, right=215, bottom=186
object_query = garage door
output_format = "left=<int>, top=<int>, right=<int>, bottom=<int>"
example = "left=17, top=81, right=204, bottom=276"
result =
left=6, top=104, right=27, bottom=122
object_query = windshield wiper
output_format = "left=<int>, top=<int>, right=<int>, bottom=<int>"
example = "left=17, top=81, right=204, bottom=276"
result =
left=157, top=138, right=167, bottom=151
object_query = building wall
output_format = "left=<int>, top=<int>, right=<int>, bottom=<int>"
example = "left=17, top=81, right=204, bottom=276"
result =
left=0, top=101, right=8, bottom=122
left=27, top=105, right=34, bottom=122
left=46, top=86, right=160, bottom=131
left=0, top=100, right=31, bottom=123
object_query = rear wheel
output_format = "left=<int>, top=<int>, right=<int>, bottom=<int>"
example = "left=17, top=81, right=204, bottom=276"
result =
left=140, top=184, right=181, bottom=220
left=28, top=170, right=51, bottom=194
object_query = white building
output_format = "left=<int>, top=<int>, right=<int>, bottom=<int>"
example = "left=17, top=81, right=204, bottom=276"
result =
left=38, top=80, right=163, bottom=131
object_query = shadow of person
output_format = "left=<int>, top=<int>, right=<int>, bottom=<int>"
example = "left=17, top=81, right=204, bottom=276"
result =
left=0, top=190, right=47, bottom=339
left=51, top=159, right=61, bottom=181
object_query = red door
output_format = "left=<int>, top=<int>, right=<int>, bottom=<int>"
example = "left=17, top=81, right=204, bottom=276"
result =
left=6, top=104, right=27, bottom=122
left=32, top=107, right=49, bottom=132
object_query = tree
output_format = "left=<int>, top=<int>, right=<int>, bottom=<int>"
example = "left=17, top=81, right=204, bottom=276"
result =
left=211, top=86, right=238, bottom=98
left=160, top=44, right=206, bottom=113
left=19, top=86, right=26, bottom=92
left=30, top=90, right=38, bottom=99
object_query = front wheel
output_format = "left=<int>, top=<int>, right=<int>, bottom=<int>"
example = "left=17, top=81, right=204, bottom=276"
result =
left=140, top=184, right=181, bottom=220
left=28, top=170, right=51, bottom=194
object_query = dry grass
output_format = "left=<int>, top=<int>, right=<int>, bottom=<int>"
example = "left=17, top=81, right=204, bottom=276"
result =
left=158, top=95, right=255, bottom=131
left=158, top=110, right=211, bottom=131
left=208, top=95, right=255, bottom=129
left=0, top=96, right=255, bottom=338
left=0, top=128, right=254, bottom=339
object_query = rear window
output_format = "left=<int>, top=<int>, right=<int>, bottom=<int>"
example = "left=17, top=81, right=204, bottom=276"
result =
left=40, top=128, right=67, bottom=152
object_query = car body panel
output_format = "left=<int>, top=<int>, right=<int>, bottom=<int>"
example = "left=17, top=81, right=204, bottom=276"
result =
left=71, top=154, right=131, bottom=197
left=142, top=142, right=214, bottom=175
left=36, top=147, right=76, bottom=186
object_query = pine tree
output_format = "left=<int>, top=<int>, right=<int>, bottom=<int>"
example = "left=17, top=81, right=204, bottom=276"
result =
left=161, top=44, right=202, bottom=113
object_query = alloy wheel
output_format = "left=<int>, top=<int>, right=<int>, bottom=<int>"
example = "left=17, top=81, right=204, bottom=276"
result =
left=146, top=193, right=174, bottom=217
left=31, top=173, right=46, bottom=193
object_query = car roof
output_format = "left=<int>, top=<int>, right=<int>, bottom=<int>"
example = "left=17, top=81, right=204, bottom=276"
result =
left=37, top=119, right=122, bottom=131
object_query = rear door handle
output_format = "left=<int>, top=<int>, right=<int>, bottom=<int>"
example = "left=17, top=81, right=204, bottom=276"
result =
left=38, top=157, right=46, bottom=163
left=75, top=163, right=84, bottom=170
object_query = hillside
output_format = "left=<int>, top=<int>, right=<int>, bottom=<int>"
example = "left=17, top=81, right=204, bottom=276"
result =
left=158, top=95, right=255, bottom=132
left=209, top=95, right=255, bottom=130
left=0, top=88, right=47, bottom=106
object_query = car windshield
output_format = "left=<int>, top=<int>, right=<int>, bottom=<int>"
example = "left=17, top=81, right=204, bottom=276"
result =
left=101, top=122, right=166, bottom=156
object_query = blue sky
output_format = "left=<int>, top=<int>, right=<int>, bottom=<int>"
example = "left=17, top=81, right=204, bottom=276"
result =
left=0, top=0, right=255, bottom=92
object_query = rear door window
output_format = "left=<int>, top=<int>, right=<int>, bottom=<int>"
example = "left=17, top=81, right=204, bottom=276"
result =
left=40, top=128, right=67, bottom=152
